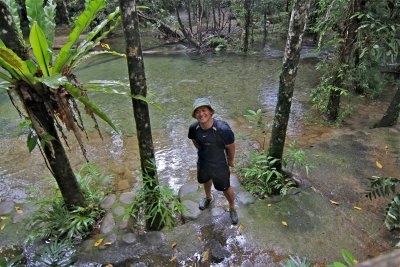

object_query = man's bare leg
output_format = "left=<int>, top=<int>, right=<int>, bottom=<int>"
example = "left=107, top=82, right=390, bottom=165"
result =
left=223, top=186, right=235, bottom=209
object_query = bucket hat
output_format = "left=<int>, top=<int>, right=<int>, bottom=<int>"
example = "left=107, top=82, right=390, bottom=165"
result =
left=192, top=98, right=214, bottom=118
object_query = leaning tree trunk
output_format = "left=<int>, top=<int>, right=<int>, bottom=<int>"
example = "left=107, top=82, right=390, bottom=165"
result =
left=268, top=0, right=311, bottom=171
left=119, top=0, right=162, bottom=231
left=374, top=86, right=400, bottom=127
left=0, top=2, right=86, bottom=207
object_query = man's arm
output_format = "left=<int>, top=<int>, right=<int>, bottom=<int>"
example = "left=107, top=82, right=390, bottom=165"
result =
left=225, top=142, right=236, bottom=167
left=192, top=140, right=199, bottom=149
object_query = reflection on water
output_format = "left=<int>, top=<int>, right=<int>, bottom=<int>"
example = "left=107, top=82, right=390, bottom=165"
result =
left=0, top=52, right=320, bottom=199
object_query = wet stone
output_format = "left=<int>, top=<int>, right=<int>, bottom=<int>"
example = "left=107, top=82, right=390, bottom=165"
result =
left=241, top=259, right=254, bottom=267
left=182, top=200, right=201, bottom=220
left=178, top=183, right=198, bottom=199
left=113, top=205, right=125, bottom=216
left=211, top=207, right=225, bottom=217
left=237, top=192, right=256, bottom=205
left=117, top=179, right=131, bottom=191
left=230, top=173, right=241, bottom=188
left=101, top=194, right=116, bottom=210
left=119, top=216, right=129, bottom=230
left=120, top=192, right=135, bottom=204
left=100, top=212, right=115, bottom=234
left=210, top=239, right=230, bottom=263
left=99, top=233, right=117, bottom=250
left=122, top=232, right=138, bottom=244
left=141, top=231, right=165, bottom=247
left=0, top=201, right=15, bottom=215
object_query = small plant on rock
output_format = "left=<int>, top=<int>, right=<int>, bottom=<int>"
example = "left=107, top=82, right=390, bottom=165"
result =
left=366, top=176, right=400, bottom=231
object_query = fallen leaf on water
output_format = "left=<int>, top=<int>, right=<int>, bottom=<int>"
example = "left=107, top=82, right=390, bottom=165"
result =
left=0, top=216, right=8, bottom=220
left=105, top=264, right=113, bottom=267
left=171, top=242, right=177, bottom=249
left=281, top=221, right=288, bottom=227
left=314, top=154, right=321, bottom=157
left=103, top=242, right=112, bottom=247
left=238, top=224, right=244, bottom=235
left=376, top=161, right=383, bottom=169
left=100, top=42, right=110, bottom=49
left=0, top=224, right=5, bottom=230
left=329, top=200, right=339, bottom=205
left=94, top=238, right=103, bottom=247
left=15, top=207, right=23, bottom=214
left=354, top=206, right=362, bottom=211
left=169, top=255, right=177, bottom=262
left=267, top=204, right=272, bottom=207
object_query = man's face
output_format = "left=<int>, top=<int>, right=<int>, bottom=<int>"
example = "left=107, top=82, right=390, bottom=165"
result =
left=194, top=106, right=213, bottom=124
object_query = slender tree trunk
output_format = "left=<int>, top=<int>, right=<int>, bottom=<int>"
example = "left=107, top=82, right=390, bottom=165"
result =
left=174, top=1, right=200, bottom=48
left=211, top=0, right=217, bottom=30
left=119, top=0, right=162, bottom=230
left=268, top=0, right=312, bottom=171
left=326, top=0, right=358, bottom=121
left=374, top=87, right=400, bottom=127
left=55, top=0, right=71, bottom=25
left=242, top=0, right=251, bottom=52
left=0, top=2, right=86, bottom=207
left=262, top=7, right=268, bottom=49
left=186, top=0, right=193, bottom=33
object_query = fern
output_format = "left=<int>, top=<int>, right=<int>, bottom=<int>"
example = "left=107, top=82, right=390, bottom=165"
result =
left=365, top=176, right=399, bottom=199
left=385, top=194, right=400, bottom=230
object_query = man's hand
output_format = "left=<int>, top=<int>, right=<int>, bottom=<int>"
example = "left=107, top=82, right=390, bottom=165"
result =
left=225, top=143, right=236, bottom=168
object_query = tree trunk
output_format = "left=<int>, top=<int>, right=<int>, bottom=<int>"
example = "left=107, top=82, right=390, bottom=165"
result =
left=0, top=1, right=86, bottom=208
left=119, top=0, right=162, bottom=231
left=262, top=7, right=268, bottom=49
left=268, top=0, right=311, bottom=171
left=374, top=86, right=400, bottom=127
left=242, top=0, right=251, bottom=52
left=174, top=1, right=200, bottom=48
left=326, top=0, right=359, bottom=121
left=137, top=10, right=185, bottom=39
left=55, top=0, right=71, bottom=25
left=186, top=0, right=193, bottom=33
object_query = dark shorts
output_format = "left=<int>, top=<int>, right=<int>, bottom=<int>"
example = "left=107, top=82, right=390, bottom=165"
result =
left=197, top=163, right=230, bottom=191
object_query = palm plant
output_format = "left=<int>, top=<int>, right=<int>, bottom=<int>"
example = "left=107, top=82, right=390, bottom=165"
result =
left=0, top=0, right=123, bottom=207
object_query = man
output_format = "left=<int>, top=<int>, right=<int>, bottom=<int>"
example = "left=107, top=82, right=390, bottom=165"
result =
left=188, top=98, right=238, bottom=225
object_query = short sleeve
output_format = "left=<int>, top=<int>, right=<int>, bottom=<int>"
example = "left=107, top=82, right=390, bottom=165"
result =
left=188, top=121, right=198, bottom=140
left=218, top=121, right=234, bottom=145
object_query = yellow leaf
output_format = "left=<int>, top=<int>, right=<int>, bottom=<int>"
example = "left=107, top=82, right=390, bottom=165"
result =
left=169, top=255, right=177, bottom=262
left=94, top=238, right=103, bottom=247
left=281, top=221, right=288, bottom=227
left=0, top=224, right=5, bottom=230
left=267, top=204, right=272, bottom=207
left=329, top=200, right=339, bottom=205
left=0, top=216, right=8, bottom=220
left=238, top=224, right=244, bottom=235
left=354, top=206, right=362, bottom=211
left=100, top=42, right=110, bottom=49
left=103, top=242, right=112, bottom=247
left=171, top=242, right=177, bottom=249
left=201, top=249, right=209, bottom=263
left=376, top=161, right=383, bottom=169
left=15, top=206, right=23, bottom=214
left=105, top=264, right=113, bottom=267
left=314, top=154, right=321, bottom=157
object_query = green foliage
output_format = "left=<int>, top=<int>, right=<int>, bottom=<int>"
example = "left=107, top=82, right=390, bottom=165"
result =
left=243, top=109, right=271, bottom=150
left=282, top=255, right=313, bottom=267
left=366, top=176, right=400, bottom=230
left=130, top=172, right=185, bottom=230
left=26, top=163, right=112, bottom=242
left=328, top=249, right=357, bottom=267
left=206, top=36, right=228, bottom=50
left=239, top=152, right=297, bottom=197
left=30, top=239, right=76, bottom=267
left=283, top=141, right=313, bottom=176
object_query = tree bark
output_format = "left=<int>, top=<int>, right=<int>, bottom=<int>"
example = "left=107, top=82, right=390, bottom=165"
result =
left=0, top=1, right=86, bottom=208
left=55, top=0, right=71, bottom=25
left=119, top=0, right=162, bottom=230
left=374, top=86, right=400, bottom=127
left=268, top=0, right=311, bottom=171
left=242, top=0, right=251, bottom=52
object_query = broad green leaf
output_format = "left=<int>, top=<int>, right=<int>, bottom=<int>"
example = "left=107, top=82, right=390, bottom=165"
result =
left=85, top=7, right=120, bottom=42
left=43, top=0, right=56, bottom=49
left=52, top=0, right=106, bottom=74
left=63, top=82, right=118, bottom=132
left=0, top=47, right=37, bottom=86
left=3, top=0, right=23, bottom=39
left=0, top=72, right=13, bottom=84
left=340, top=249, right=357, bottom=266
left=27, top=132, right=38, bottom=152
left=69, top=50, right=125, bottom=73
left=26, top=0, right=46, bottom=32
left=30, top=22, right=51, bottom=76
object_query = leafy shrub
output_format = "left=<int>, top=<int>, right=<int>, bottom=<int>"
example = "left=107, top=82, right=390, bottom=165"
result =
left=239, top=152, right=297, bottom=197
left=366, top=176, right=400, bottom=231
left=130, top=171, right=185, bottom=230
left=283, top=141, right=313, bottom=176
left=26, top=163, right=112, bottom=242
left=206, top=36, right=228, bottom=49
left=30, top=239, right=76, bottom=267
